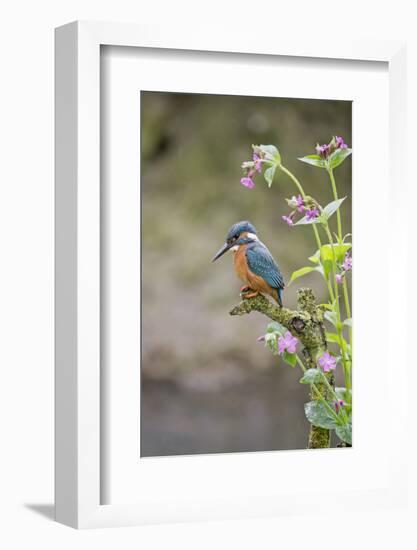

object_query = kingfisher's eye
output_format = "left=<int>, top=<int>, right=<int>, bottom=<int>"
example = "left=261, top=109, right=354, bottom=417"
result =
left=234, top=234, right=239, bottom=241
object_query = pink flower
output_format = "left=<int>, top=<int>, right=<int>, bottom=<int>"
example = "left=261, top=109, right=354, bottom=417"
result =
left=316, top=143, right=330, bottom=158
left=240, top=176, right=255, bottom=189
left=318, top=351, right=337, bottom=373
left=334, top=399, right=345, bottom=413
left=253, top=153, right=262, bottom=172
left=295, top=194, right=305, bottom=212
left=282, top=215, right=294, bottom=227
left=306, top=207, right=319, bottom=221
left=342, top=252, right=352, bottom=272
left=278, top=331, right=298, bottom=354
left=335, top=136, right=348, bottom=149
left=315, top=137, right=349, bottom=159
left=336, top=273, right=343, bottom=285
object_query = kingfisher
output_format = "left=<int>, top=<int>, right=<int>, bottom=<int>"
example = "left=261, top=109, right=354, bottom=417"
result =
left=212, top=221, right=284, bottom=306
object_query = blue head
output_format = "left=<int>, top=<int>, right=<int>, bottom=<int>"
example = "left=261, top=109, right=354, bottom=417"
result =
left=212, top=221, right=258, bottom=262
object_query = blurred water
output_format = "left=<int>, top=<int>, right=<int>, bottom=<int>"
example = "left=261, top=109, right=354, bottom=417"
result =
left=141, top=370, right=309, bottom=457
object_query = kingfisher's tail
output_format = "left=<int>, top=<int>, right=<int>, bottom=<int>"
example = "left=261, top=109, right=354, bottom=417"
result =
left=275, top=288, right=283, bottom=307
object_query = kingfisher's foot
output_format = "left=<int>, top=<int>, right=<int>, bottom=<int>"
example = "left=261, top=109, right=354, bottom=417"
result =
left=241, top=289, right=260, bottom=299
left=240, top=285, right=251, bottom=292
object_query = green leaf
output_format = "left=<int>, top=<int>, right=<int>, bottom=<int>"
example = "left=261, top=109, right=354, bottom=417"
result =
left=320, top=242, right=351, bottom=265
left=321, top=197, right=346, bottom=221
left=288, top=266, right=315, bottom=285
left=298, top=154, right=326, bottom=168
left=329, top=148, right=352, bottom=170
left=264, top=332, right=278, bottom=354
left=266, top=321, right=286, bottom=336
left=264, top=165, right=276, bottom=187
left=326, top=332, right=340, bottom=344
left=304, top=401, right=338, bottom=429
left=259, top=144, right=281, bottom=164
left=324, top=310, right=338, bottom=328
left=335, top=422, right=352, bottom=445
left=282, top=350, right=297, bottom=367
left=326, top=333, right=349, bottom=353
left=308, top=250, right=321, bottom=264
left=343, top=318, right=352, bottom=328
left=300, top=368, right=323, bottom=384
left=322, top=259, right=333, bottom=279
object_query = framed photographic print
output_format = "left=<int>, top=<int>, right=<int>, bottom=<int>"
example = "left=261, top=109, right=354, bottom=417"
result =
left=55, top=21, right=408, bottom=528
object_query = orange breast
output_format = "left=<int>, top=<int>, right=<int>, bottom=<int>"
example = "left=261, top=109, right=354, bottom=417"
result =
left=234, top=245, right=278, bottom=301
left=234, top=245, right=250, bottom=284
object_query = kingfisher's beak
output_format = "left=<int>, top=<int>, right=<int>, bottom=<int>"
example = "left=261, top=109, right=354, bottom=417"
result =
left=212, top=242, right=231, bottom=262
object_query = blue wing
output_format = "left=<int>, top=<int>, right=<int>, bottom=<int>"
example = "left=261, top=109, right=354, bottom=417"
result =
left=246, top=241, right=284, bottom=291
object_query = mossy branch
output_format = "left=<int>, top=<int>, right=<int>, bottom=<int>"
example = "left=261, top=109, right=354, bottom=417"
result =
left=230, top=288, right=332, bottom=449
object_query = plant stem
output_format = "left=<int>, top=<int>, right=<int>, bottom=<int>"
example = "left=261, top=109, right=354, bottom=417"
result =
left=325, top=272, right=335, bottom=303
left=327, top=167, right=352, bottom=343
left=279, top=165, right=340, bottom=315
left=279, top=165, right=339, bottom=312
left=342, top=279, right=351, bottom=319
left=323, top=224, right=351, bottom=394
left=342, top=278, right=352, bottom=352
left=279, top=164, right=305, bottom=198
left=328, top=167, right=342, bottom=242
left=280, top=164, right=322, bottom=250
left=279, top=164, right=352, bottom=398
left=324, top=225, right=341, bottom=314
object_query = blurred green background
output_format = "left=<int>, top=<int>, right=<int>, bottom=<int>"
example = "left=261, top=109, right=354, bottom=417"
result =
left=140, top=91, right=352, bottom=457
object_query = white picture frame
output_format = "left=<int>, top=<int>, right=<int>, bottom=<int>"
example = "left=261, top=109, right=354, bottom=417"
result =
left=55, top=21, right=407, bottom=529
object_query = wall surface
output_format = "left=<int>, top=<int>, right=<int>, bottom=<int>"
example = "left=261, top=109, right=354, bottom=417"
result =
left=0, top=0, right=415, bottom=548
